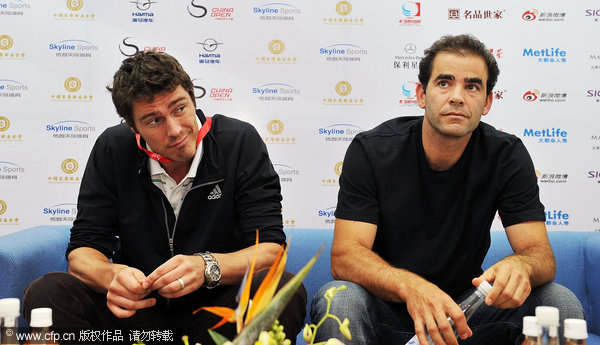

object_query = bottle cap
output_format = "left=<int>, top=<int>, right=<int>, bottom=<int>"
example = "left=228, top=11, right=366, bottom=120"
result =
left=564, top=319, right=587, bottom=340
left=0, top=298, right=20, bottom=318
left=522, top=316, right=539, bottom=337
left=536, top=306, right=559, bottom=326
left=476, top=280, right=492, bottom=296
left=30, top=308, right=53, bottom=328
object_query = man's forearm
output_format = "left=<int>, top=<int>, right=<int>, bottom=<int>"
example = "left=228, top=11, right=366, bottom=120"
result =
left=504, top=245, right=555, bottom=287
left=213, top=242, right=282, bottom=285
left=68, top=247, right=126, bottom=294
left=331, top=240, right=425, bottom=303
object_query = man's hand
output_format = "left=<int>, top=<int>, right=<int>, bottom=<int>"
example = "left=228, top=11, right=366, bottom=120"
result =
left=144, top=254, right=206, bottom=298
left=106, top=266, right=156, bottom=318
left=404, top=276, right=470, bottom=345
left=472, top=256, right=532, bottom=309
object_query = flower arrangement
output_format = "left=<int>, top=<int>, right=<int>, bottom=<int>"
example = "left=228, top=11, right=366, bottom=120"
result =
left=197, top=232, right=351, bottom=345
left=135, top=231, right=350, bottom=345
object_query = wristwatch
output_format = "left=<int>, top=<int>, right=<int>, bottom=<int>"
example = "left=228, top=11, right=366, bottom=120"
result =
left=195, top=252, right=221, bottom=289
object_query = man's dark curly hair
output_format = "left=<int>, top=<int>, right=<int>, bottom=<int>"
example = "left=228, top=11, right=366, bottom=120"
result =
left=418, top=34, right=499, bottom=96
left=107, top=50, right=195, bottom=128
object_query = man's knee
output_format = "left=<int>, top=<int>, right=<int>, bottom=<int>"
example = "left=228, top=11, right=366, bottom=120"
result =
left=531, top=282, right=585, bottom=319
left=311, top=281, right=371, bottom=320
left=23, top=272, right=91, bottom=321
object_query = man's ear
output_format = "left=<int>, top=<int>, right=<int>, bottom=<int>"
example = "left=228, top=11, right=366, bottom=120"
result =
left=416, top=83, right=426, bottom=109
left=482, top=91, right=494, bottom=116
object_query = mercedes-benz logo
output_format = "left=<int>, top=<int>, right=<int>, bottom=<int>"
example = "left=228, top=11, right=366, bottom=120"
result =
left=404, top=43, right=417, bottom=54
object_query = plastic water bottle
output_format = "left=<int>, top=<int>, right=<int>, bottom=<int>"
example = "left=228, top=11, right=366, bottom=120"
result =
left=26, top=308, right=56, bottom=345
left=405, top=281, right=492, bottom=345
left=536, top=306, right=559, bottom=345
left=520, top=316, right=539, bottom=345
left=0, top=298, right=20, bottom=345
left=564, top=319, right=587, bottom=345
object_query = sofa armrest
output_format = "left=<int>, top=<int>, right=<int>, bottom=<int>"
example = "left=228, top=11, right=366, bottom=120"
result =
left=0, top=225, right=71, bottom=300
left=585, top=232, right=600, bottom=335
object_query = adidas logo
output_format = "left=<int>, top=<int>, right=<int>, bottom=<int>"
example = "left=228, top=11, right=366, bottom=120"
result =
left=207, top=184, right=222, bottom=200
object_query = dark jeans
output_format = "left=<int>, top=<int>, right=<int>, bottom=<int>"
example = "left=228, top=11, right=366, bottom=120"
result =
left=23, top=270, right=306, bottom=345
left=311, top=281, right=584, bottom=345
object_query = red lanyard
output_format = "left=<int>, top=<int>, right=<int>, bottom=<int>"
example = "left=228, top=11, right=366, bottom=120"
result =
left=136, top=117, right=212, bottom=163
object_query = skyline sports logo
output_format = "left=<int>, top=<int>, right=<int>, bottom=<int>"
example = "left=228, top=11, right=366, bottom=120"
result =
left=252, top=83, right=300, bottom=102
left=318, top=123, right=363, bottom=143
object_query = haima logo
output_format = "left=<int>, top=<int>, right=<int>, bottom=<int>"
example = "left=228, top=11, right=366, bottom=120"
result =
left=188, top=0, right=208, bottom=18
left=130, top=0, right=156, bottom=11
left=197, top=38, right=223, bottom=52
left=522, top=9, right=538, bottom=21
left=402, top=2, right=421, bottom=17
left=0, top=35, right=14, bottom=50
left=523, top=89, right=539, bottom=102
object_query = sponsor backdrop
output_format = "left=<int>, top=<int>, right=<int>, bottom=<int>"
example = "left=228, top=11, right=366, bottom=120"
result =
left=1, top=0, right=599, bottom=235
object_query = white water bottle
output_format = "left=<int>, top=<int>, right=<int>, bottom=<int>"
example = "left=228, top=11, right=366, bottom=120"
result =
left=0, top=298, right=20, bottom=345
left=536, top=306, right=559, bottom=345
left=405, top=281, right=492, bottom=345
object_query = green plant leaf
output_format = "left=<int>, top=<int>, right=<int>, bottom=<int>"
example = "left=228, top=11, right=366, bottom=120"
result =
left=232, top=245, right=325, bottom=345
left=208, top=329, right=230, bottom=345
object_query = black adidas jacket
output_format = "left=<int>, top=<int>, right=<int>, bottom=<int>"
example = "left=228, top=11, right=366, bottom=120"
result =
left=67, top=110, right=285, bottom=281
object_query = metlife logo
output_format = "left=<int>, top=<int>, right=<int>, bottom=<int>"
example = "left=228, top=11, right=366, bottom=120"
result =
left=522, top=127, right=567, bottom=144
left=545, top=209, right=569, bottom=227
left=522, top=47, right=567, bottom=63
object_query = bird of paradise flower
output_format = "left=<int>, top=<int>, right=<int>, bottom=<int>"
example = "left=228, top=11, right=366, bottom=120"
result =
left=194, top=231, right=324, bottom=345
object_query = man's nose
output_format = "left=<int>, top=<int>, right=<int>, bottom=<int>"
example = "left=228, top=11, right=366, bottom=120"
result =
left=449, top=87, right=465, bottom=105
left=165, top=116, right=182, bottom=137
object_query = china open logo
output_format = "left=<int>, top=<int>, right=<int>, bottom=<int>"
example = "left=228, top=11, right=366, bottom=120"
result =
left=336, top=1, right=352, bottom=16
left=334, top=161, right=343, bottom=176
left=0, top=35, right=14, bottom=50
left=335, top=81, right=352, bottom=96
left=64, top=77, right=82, bottom=93
left=66, top=0, right=84, bottom=11
left=267, top=120, right=284, bottom=135
left=61, top=159, right=79, bottom=174
left=523, top=89, right=539, bottom=102
left=522, top=9, right=538, bottom=21
left=0, top=200, right=6, bottom=216
left=268, top=40, right=285, bottom=55
left=0, top=116, right=9, bottom=132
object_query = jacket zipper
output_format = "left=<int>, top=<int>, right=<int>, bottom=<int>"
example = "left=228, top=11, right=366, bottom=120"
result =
left=161, top=178, right=225, bottom=257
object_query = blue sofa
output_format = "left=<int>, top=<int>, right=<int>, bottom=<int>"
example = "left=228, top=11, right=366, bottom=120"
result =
left=1, top=226, right=598, bottom=344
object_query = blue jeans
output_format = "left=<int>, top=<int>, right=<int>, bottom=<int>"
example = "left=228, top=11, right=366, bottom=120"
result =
left=310, top=281, right=584, bottom=345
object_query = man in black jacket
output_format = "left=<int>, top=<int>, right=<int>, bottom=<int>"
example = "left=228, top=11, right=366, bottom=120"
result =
left=23, top=51, right=306, bottom=344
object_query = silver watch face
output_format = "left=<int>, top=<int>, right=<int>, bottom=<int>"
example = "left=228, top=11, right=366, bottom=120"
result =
left=207, top=263, right=221, bottom=281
